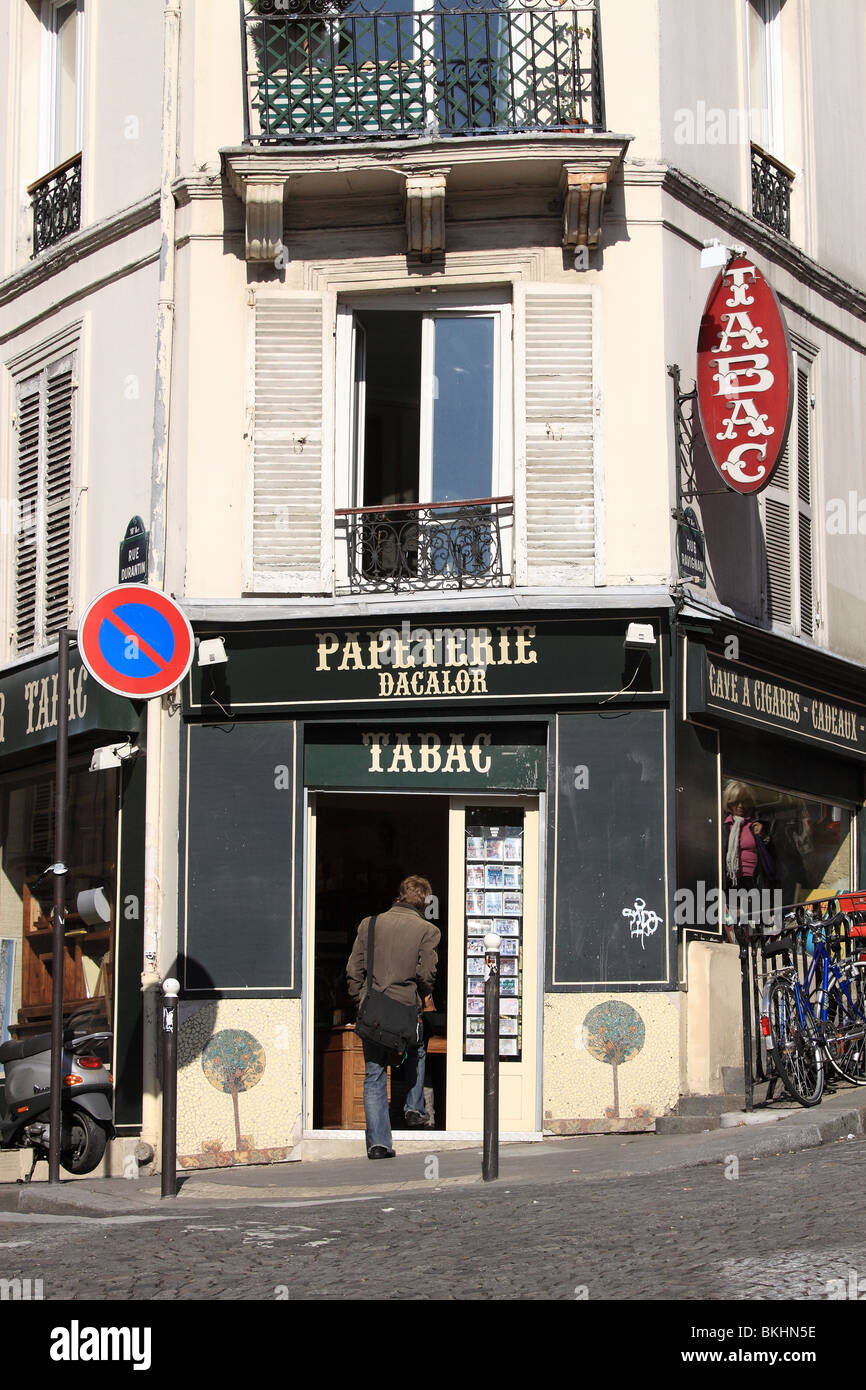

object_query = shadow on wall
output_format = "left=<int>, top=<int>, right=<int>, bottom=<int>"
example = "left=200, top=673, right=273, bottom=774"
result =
left=691, top=422, right=768, bottom=625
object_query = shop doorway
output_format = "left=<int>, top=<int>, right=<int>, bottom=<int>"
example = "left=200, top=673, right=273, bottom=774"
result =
left=310, top=794, right=450, bottom=1130
left=306, top=791, right=541, bottom=1136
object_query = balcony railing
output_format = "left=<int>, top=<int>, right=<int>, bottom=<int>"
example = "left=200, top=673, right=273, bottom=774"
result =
left=243, top=0, right=605, bottom=143
left=336, top=496, right=513, bottom=592
left=28, top=154, right=82, bottom=256
left=750, top=143, right=793, bottom=239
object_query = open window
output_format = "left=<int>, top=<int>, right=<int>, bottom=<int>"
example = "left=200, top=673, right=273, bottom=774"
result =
left=335, top=294, right=513, bottom=590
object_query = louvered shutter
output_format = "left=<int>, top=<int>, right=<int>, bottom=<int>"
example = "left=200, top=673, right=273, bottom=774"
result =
left=14, top=376, right=42, bottom=654
left=44, top=357, right=74, bottom=639
left=764, top=434, right=791, bottom=626
left=761, top=357, right=814, bottom=637
left=795, top=365, right=813, bottom=638
left=250, top=292, right=332, bottom=594
left=518, top=286, right=597, bottom=584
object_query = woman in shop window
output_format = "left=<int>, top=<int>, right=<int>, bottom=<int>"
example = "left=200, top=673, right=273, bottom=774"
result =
left=723, top=782, right=777, bottom=891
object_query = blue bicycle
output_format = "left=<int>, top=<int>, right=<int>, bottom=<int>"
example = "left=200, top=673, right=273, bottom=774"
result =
left=761, top=908, right=866, bottom=1107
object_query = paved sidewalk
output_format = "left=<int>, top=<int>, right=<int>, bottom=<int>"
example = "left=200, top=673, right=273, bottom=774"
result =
left=2, top=1088, right=864, bottom=1218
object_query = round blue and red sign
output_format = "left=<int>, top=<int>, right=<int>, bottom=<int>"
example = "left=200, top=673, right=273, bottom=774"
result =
left=78, top=585, right=194, bottom=699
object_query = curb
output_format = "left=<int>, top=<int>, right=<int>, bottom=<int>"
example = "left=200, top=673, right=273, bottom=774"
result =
left=2, top=1095, right=863, bottom=1218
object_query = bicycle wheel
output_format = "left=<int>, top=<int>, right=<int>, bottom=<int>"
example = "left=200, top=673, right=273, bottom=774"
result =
left=766, top=975, right=823, bottom=1106
left=823, top=966, right=866, bottom=1085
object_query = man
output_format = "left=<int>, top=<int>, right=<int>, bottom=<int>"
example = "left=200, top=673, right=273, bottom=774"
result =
left=346, top=874, right=440, bottom=1159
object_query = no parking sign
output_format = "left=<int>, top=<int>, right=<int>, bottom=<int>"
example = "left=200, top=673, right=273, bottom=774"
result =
left=77, top=585, right=194, bottom=699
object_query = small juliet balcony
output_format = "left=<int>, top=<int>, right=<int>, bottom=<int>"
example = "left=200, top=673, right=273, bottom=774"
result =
left=750, top=143, right=793, bottom=239
left=28, top=154, right=82, bottom=256
left=335, top=496, right=513, bottom=593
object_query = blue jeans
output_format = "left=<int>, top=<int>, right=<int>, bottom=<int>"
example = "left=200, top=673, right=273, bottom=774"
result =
left=362, top=1038, right=427, bottom=1150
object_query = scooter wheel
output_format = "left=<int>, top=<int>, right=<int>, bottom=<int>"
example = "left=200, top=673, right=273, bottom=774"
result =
left=61, top=1109, right=107, bottom=1175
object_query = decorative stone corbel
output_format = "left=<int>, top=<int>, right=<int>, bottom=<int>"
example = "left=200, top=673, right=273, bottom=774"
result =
left=404, top=171, right=448, bottom=261
left=560, top=165, right=608, bottom=251
left=227, top=169, right=291, bottom=262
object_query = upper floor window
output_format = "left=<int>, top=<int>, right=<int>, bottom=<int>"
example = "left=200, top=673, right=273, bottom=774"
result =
left=748, top=0, right=783, bottom=158
left=40, top=0, right=84, bottom=174
left=335, top=295, right=513, bottom=590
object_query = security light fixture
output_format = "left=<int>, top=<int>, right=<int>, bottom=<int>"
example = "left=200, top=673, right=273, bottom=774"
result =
left=197, top=636, right=228, bottom=667
left=89, top=741, right=138, bottom=772
left=700, top=238, right=746, bottom=269
left=624, top=622, right=656, bottom=651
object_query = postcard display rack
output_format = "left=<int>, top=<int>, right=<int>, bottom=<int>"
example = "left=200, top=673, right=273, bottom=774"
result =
left=463, top=811, right=524, bottom=1061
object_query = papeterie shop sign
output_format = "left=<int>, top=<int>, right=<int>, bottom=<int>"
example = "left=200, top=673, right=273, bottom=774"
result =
left=696, top=257, right=793, bottom=495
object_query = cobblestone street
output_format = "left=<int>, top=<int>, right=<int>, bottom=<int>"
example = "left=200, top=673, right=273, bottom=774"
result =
left=2, top=1135, right=864, bottom=1304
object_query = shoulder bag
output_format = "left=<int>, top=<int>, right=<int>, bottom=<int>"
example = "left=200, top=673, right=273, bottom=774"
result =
left=355, top=916, right=421, bottom=1053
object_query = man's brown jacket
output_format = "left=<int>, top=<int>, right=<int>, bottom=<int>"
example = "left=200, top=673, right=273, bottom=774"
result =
left=346, top=901, right=440, bottom=1011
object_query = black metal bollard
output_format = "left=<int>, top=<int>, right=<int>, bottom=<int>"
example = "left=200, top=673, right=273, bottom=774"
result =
left=482, top=931, right=501, bottom=1182
left=161, top=978, right=180, bottom=1199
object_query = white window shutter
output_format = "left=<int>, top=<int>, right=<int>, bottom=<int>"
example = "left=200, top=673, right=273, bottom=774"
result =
left=44, top=357, right=74, bottom=640
left=795, top=365, right=813, bottom=638
left=249, top=292, right=333, bottom=594
left=517, top=286, right=598, bottom=585
left=761, top=357, right=814, bottom=637
left=14, top=375, right=42, bottom=654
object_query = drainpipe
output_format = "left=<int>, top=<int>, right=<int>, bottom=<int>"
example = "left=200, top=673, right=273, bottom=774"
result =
left=141, top=0, right=182, bottom=1153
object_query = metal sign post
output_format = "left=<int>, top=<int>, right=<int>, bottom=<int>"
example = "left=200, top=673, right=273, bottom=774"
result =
left=160, top=978, right=180, bottom=1199
left=482, top=931, right=501, bottom=1182
left=48, top=630, right=71, bottom=1184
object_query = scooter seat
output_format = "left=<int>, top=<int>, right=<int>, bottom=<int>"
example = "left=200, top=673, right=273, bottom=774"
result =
left=0, top=1033, right=52, bottom=1064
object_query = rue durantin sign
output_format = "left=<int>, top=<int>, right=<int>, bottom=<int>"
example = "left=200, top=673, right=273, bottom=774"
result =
left=696, top=257, right=793, bottom=495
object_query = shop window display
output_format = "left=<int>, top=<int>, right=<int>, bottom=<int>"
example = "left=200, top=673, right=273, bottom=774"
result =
left=722, top=777, right=852, bottom=906
left=0, top=760, right=118, bottom=1038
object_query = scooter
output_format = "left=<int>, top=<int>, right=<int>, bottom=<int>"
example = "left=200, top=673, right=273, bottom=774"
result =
left=0, top=1011, right=114, bottom=1180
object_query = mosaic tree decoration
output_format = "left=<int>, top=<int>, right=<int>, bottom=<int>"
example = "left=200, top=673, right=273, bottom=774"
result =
left=582, top=1001, right=645, bottom=1119
left=202, top=1029, right=266, bottom=1151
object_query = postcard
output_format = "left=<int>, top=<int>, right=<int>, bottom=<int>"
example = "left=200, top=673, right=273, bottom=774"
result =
left=484, top=891, right=503, bottom=916
left=499, top=939, right=518, bottom=956
left=484, top=837, right=504, bottom=861
left=494, top=918, right=519, bottom=936
left=502, top=865, right=522, bottom=890
left=466, top=957, right=484, bottom=975
left=503, top=892, right=522, bottom=916
left=468, top=978, right=485, bottom=995
left=500, top=978, right=518, bottom=996
left=499, top=1018, right=518, bottom=1035
left=466, top=890, right=485, bottom=916
left=499, top=957, right=517, bottom=976
left=467, top=1019, right=485, bottom=1035
left=466, top=836, right=485, bottom=860
left=465, top=1038, right=485, bottom=1056
left=466, top=937, right=485, bottom=956
left=498, top=1038, right=518, bottom=1056
left=465, top=864, right=485, bottom=888
left=503, top=838, right=522, bottom=861
left=485, top=865, right=504, bottom=888
left=500, top=997, right=519, bottom=1015
left=466, top=996, right=484, bottom=1015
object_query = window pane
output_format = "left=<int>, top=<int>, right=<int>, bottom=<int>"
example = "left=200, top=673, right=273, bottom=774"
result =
left=722, top=777, right=851, bottom=904
left=431, top=316, right=494, bottom=503
left=358, top=311, right=421, bottom=506
left=56, top=2, right=79, bottom=163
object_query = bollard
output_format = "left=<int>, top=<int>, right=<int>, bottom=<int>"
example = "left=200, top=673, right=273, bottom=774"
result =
left=482, top=931, right=501, bottom=1182
left=161, top=978, right=180, bottom=1199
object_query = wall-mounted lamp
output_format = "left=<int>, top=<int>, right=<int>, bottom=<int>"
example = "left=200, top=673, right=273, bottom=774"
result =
left=700, top=238, right=745, bottom=269
left=89, top=741, right=138, bottom=772
left=624, top=622, right=657, bottom=652
left=197, top=637, right=228, bottom=667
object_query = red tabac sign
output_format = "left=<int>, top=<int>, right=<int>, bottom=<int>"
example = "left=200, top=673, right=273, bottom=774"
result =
left=696, top=256, right=793, bottom=495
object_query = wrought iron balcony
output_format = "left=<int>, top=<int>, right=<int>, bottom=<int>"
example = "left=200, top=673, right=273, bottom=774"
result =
left=243, top=0, right=605, bottom=143
left=28, top=154, right=82, bottom=256
left=336, top=496, right=513, bottom=592
left=750, top=143, right=793, bottom=239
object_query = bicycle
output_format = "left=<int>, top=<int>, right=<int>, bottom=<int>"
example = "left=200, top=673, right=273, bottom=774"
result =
left=760, top=906, right=866, bottom=1107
